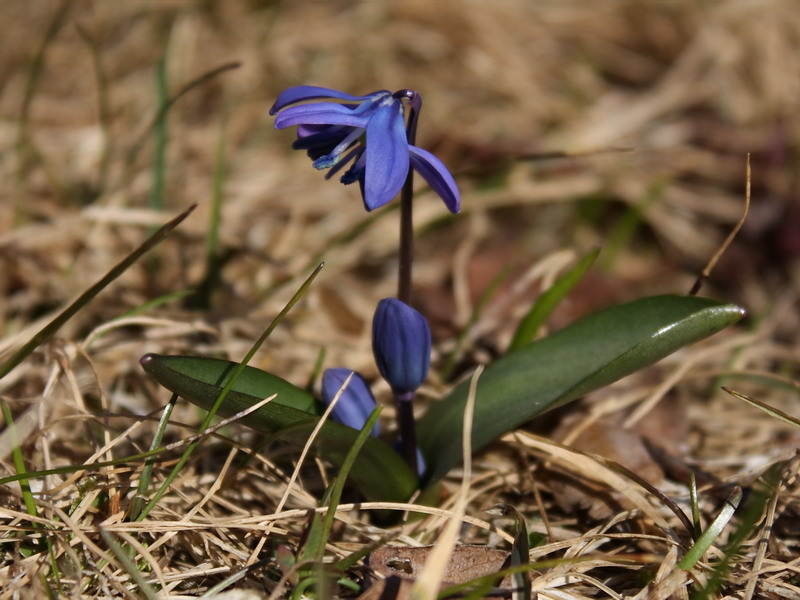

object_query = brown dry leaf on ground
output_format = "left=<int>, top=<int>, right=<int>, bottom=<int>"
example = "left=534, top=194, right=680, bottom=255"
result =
left=2, top=1, right=800, bottom=598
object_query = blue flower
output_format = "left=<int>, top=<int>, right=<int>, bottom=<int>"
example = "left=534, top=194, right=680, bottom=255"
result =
left=321, top=368, right=379, bottom=436
left=372, top=298, right=431, bottom=397
left=270, top=85, right=460, bottom=213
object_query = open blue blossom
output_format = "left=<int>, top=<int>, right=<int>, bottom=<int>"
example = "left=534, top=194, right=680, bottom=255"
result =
left=321, top=368, right=379, bottom=436
left=372, top=298, right=431, bottom=398
left=270, top=85, right=460, bottom=213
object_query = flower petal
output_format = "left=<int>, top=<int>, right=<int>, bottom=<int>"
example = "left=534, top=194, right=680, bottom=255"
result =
left=321, top=368, right=379, bottom=436
left=270, top=86, right=382, bottom=114
left=409, top=145, right=460, bottom=214
left=274, top=103, right=370, bottom=130
left=363, top=98, right=409, bottom=211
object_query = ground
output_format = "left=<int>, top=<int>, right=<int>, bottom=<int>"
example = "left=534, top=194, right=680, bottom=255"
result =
left=1, top=2, right=799, bottom=598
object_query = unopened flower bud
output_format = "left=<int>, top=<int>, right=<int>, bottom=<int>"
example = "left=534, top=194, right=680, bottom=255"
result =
left=372, top=298, right=431, bottom=397
left=321, top=368, right=379, bottom=436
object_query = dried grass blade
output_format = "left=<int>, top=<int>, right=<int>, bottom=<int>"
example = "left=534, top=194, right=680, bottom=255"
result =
left=411, top=365, right=481, bottom=600
left=722, top=386, right=800, bottom=429
left=689, top=154, right=750, bottom=296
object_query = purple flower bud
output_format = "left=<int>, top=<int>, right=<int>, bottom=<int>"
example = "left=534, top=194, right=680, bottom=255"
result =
left=372, top=298, right=431, bottom=396
left=321, top=368, right=379, bottom=436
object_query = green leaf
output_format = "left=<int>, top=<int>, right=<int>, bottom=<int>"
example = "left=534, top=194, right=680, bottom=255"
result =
left=508, top=246, right=600, bottom=352
left=418, top=295, right=745, bottom=484
left=139, top=354, right=417, bottom=502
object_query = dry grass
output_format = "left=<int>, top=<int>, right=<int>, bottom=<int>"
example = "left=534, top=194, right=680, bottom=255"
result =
left=2, top=1, right=800, bottom=598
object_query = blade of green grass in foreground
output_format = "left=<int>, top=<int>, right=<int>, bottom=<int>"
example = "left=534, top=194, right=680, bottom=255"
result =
left=135, top=263, right=324, bottom=521
left=678, top=487, right=742, bottom=570
left=0, top=204, right=195, bottom=531
left=418, top=295, right=745, bottom=484
left=689, top=457, right=791, bottom=599
left=129, top=393, right=178, bottom=520
left=300, top=407, right=382, bottom=566
left=99, top=531, right=158, bottom=600
left=0, top=204, right=196, bottom=381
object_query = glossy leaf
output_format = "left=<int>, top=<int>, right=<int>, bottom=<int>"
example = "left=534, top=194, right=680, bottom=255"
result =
left=417, top=295, right=745, bottom=484
left=139, top=354, right=417, bottom=501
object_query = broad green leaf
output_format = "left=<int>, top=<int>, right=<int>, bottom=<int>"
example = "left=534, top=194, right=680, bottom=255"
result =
left=139, top=354, right=417, bottom=502
left=418, top=295, right=745, bottom=484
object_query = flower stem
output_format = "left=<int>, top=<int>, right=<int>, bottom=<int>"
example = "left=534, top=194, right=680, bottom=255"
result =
left=398, top=176, right=414, bottom=305
left=395, top=392, right=419, bottom=477
left=395, top=90, right=422, bottom=306
left=394, top=90, right=423, bottom=477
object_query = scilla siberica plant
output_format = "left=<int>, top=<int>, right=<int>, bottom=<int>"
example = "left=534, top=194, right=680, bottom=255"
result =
left=140, top=83, right=744, bottom=499
left=271, top=85, right=453, bottom=476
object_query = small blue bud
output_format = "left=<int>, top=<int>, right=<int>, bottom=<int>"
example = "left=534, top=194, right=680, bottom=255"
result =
left=321, top=368, right=379, bottom=436
left=372, top=298, right=431, bottom=396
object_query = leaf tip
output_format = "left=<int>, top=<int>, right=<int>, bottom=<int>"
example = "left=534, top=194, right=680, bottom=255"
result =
left=139, top=353, right=157, bottom=371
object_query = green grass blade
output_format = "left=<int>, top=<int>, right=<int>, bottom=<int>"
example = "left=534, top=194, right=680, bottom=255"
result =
left=313, top=407, right=382, bottom=561
left=129, top=393, right=178, bottom=520
left=678, top=487, right=742, bottom=570
left=689, top=458, right=788, bottom=599
left=0, top=203, right=196, bottom=381
left=124, top=62, right=240, bottom=178
left=0, top=398, right=39, bottom=522
left=418, top=295, right=745, bottom=484
left=300, top=482, right=337, bottom=565
left=99, top=531, right=158, bottom=600
left=508, top=246, right=600, bottom=352
left=149, top=56, right=168, bottom=215
left=135, top=263, right=324, bottom=520
left=190, top=117, right=227, bottom=309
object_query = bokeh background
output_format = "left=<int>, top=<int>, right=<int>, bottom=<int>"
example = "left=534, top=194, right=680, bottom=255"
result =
left=2, top=1, right=800, bottom=597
